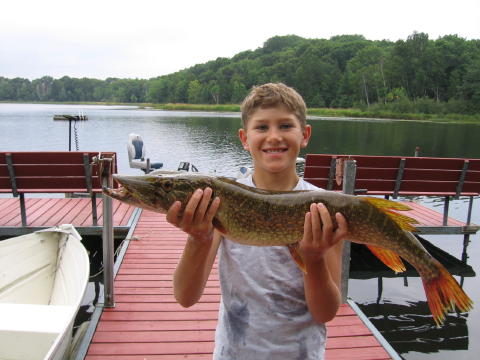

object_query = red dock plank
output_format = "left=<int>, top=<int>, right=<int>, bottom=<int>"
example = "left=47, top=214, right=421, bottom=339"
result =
left=0, top=197, right=135, bottom=228
left=86, top=211, right=394, bottom=360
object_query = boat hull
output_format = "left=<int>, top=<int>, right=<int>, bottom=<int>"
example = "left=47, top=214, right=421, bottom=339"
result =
left=0, top=224, right=90, bottom=360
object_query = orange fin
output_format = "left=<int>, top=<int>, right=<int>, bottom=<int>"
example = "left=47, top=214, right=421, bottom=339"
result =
left=366, top=245, right=406, bottom=273
left=359, top=197, right=419, bottom=232
left=359, top=197, right=413, bottom=211
left=287, top=243, right=307, bottom=274
left=423, top=261, right=473, bottom=326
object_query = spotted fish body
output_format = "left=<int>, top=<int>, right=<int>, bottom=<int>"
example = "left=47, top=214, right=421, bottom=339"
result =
left=104, top=172, right=473, bottom=325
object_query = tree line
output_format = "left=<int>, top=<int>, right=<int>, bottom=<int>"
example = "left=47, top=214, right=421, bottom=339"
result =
left=1, top=32, right=479, bottom=114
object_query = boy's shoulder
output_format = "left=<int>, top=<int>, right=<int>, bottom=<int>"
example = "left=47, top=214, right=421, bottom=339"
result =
left=236, top=174, right=323, bottom=191
left=296, top=178, right=322, bottom=191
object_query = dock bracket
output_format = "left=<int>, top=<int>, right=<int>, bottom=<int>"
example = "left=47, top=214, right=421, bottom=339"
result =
left=93, top=152, right=116, bottom=308
left=327, top=157, right=337, bottom=190
left=341, top=159, right=357, bottom=303
left=6, top=153, right=27, bottom=226
left=393, top=158, right=406, bottom=199
left=83, top=153, right=98, bottom=226
left=455, top=160, right=469, bottom=199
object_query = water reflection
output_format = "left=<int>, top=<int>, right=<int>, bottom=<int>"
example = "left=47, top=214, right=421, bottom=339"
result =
left=349, top=235, right=476, bottom=359
left=360, top=301, right=469, bottom=355
left=308, top=118, right=480, bottom=159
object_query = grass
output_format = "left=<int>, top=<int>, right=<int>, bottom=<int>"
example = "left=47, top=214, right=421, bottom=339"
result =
left=307, top=107, right=480, bottom=123
left=153, top=103, right=480, bottom=123
left=4, top=100, right=479, bottom=123
left=151, top=103, right=240, bottom=112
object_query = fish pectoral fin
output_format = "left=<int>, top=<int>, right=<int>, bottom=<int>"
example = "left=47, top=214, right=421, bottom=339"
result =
left=287, top=243, right=307, bottom=274
left=212, top=218, right=228, bottom=235
left=366, top=245, right=406, bottom=273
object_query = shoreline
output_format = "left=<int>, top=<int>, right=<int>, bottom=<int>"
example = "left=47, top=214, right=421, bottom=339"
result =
left=1, top=101, right=479, bottom=124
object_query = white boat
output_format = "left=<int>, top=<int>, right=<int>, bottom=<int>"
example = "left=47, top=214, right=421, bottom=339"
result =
left=0, top=224, right=90, bottom=360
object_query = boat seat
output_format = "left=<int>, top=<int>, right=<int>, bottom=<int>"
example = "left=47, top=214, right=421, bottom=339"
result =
left=127, top=133, right=163, bottom=173
left=0, top=303, right=75, bottom=333
left=0, top=303, right=76, bottom=360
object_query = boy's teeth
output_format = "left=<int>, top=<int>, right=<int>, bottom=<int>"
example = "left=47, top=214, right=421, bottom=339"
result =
left=264, top=148, right=286, bottom=153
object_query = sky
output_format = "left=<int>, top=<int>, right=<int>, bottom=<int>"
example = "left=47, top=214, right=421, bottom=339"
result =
left=1, top=0, right=479, bottom=80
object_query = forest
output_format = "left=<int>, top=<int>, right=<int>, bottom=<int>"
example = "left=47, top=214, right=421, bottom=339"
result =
left=1, top=32, right=479, bottom=115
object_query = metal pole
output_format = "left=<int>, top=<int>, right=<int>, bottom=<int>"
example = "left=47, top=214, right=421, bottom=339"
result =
left=68, top=119, right=72, bottom=151
left=99, top=154, right=115, bottom=308
left=414, top=146, right=420, bottom=157
left=341, top=159, right=356, bottom=303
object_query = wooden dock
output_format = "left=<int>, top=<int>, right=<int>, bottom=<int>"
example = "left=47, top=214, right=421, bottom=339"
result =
left=84, top=210, right=397, bottom=360
left=0, top=197, right=135, bottom=236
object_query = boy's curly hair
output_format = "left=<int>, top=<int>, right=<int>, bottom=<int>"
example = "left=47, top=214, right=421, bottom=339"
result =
left=240, top=83, right=307, bottom=129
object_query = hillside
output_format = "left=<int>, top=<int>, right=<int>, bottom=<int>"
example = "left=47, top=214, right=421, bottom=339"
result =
left=1, top=32, right=479, bottom=114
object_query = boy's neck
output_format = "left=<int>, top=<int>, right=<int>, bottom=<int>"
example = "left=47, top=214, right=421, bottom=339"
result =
left=251, top=169, right=299, bottom=191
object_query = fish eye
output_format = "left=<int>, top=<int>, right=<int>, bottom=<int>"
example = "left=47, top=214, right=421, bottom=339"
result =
left=161, top=180, right=173, bottom=192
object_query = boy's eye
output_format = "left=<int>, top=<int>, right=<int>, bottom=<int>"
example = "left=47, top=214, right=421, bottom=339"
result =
left=280, top=123, right=294, bottom=129
left=256, top=124, right=268, bottom=131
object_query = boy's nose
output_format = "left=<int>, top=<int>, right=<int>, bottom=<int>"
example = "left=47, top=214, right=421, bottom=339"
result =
left=266, top=128, right=282, bottom=142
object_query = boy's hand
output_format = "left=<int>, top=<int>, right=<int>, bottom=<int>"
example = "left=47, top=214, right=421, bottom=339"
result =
left=299, top=203, right=348, bottom=264
left=166, top=187, right=220, bottom=244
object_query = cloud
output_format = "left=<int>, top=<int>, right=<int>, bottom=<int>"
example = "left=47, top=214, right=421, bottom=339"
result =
left=1, top=0, right=479, bottom=80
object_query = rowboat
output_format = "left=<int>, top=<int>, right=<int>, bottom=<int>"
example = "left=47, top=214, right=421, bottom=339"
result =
left=0, top=224, right=90, bottom=360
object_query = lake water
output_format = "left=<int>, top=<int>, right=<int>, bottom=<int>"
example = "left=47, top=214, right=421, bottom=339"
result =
left=1, top=103, right=479, bottom=359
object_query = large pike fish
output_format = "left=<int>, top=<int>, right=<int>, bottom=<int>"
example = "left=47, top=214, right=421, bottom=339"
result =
left=104, top=172, right=473, bottom=325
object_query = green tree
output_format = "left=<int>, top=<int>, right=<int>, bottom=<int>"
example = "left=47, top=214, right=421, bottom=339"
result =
left=187, top=80, right=202, bottom=103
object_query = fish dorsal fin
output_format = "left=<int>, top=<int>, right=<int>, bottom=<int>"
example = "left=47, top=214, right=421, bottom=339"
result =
left=366, top=244, right=406, bottom=273
left=358, top=196, right=412, bottom=211
left=359, top=197, right=419, bottom=232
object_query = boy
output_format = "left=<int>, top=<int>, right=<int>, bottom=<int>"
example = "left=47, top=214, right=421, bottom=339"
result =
left=167, top=83, right=348, bottom=359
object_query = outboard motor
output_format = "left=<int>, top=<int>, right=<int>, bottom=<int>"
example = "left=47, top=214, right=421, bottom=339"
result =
left=127, top=133, right=163, bottom=173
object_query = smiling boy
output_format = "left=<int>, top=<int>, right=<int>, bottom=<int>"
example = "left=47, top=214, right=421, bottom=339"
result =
left=168, top=83, right=348, bottom=359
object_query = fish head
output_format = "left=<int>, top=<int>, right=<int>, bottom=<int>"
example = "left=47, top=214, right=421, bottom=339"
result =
left=103, top=172, right=214, bottom=213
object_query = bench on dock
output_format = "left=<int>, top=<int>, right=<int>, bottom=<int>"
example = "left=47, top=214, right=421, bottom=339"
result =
left=0, top=151, right=117, bottom=227
left=304, top=154, right=480, bottom=235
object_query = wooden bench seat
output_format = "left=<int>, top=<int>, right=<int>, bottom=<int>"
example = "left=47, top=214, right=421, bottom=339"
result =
left=304, top=154, right=480, bottom=235
left=0, top=151, right=117, bottom=227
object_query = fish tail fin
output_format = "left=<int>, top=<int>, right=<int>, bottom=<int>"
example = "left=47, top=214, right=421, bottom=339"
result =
left=359, top=197, right=419, bottom=232
left=423, top=261, right=473, bottom=326
left=287, top=243, right=307, bottom=274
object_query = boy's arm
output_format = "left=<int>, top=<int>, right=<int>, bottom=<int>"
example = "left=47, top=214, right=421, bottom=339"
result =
left=300, top=203, right=348, bottom=323
left=166, top=187, right=221, bottom=308
left=174, top=231, right=221, bottom=307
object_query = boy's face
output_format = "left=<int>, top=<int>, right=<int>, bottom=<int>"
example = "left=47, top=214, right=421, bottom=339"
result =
left=239, top=105, right=311, bottom=175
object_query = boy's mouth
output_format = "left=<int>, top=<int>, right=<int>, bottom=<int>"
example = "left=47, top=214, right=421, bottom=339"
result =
left=263, top=148, right=288, bottom=153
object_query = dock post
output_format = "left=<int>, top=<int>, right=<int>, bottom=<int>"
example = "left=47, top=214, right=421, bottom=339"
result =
left=341, top=159, right=356, bottom=303
left=97, top=153, right=115, bottom=308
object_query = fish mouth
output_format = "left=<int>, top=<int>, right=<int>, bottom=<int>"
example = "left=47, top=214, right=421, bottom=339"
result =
left=102, top=185, right=130, bottom=201
left=112, top=174, right=152, bottom=191
left=103, top=175, right=149, bottom=201
left=113, top=174, right=134, bottom=188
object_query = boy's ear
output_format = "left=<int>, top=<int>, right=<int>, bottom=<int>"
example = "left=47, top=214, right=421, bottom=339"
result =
left=239, top=128, right=249, bottom=150
left=301, top=124, right=312, bottom=148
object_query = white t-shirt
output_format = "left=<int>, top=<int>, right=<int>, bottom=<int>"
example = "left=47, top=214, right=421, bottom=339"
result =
left=213, top=175, right=327, bottom=360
